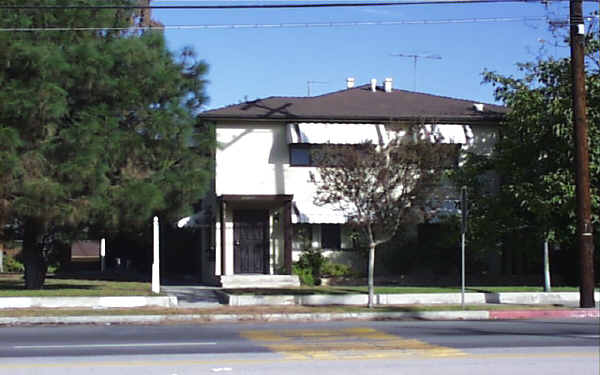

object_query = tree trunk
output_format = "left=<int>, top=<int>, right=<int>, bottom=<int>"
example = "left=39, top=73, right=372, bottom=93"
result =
left=368, top=242, right=375, bottom=308
left=23, top=218, right=47, bottom=289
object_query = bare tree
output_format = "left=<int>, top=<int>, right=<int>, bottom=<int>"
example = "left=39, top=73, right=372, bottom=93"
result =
left=309, top=126, right=453, bottom=307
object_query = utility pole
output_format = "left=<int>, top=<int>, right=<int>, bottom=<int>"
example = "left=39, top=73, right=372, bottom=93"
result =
left=391, top=53, right=442, bottom=91
left=569, top=0, right=595, bottom=308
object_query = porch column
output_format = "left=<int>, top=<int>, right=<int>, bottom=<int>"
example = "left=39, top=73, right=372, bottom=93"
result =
left=283, top=199, right=292, bottom=274
left=220, top=198, right=226, bottom=275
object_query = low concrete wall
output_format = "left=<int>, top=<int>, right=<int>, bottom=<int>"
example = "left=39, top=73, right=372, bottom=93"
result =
left=381, top=293, right=487, bottom=305
left=222, top=292, right=599, bottom=307
left=0, top=296, right=177, bottom=309
left=495, top=292, right=597, bottom=305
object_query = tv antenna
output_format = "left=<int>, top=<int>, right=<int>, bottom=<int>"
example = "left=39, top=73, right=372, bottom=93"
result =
left=391, top=53, right=442, bottom=91
left=307, top=80, right=328, bottom=96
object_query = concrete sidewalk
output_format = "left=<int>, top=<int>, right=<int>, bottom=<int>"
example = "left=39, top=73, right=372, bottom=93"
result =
left=0, top=290, right=598, bottom=326
left=2, top=291, right=598, bottom=309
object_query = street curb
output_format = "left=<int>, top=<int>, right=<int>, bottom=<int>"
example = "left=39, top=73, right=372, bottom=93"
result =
left=489, top=309, right=600, bottom=320
left=0, top=309, right=597, bottom=326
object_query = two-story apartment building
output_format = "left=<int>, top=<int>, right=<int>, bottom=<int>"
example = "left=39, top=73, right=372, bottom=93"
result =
left=185, top=78, right=506, bottom=287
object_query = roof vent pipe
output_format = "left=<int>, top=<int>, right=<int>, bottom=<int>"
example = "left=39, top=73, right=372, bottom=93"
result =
left=346, top=77, right=355, bottom=89
left=473, top=103, right=484, bottom=112
left=370, top=78, right=377, bottom=92
left=384, top=77, right=393, bottom=93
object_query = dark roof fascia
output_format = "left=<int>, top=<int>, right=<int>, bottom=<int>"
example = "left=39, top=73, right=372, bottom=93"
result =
left=220, top=194, right=293, bottom=202
left=197, top=114, right=504, bottom=125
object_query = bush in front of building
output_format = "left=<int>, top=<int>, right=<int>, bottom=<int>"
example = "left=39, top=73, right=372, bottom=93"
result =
left=293, top=248, right=352, bottom=286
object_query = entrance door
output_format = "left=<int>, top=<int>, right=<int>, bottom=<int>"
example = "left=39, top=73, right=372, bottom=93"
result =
left=233, top=210, right=269, bottom=274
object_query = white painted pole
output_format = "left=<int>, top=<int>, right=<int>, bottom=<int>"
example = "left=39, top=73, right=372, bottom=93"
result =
left=460, top=186, right=467, bottom=309
left=152, top=216, right=160, bottom=294
left=461, top=232, right=465, bottom=309
left=0, top=245, right=4, bottom=273
left=543, top=239, right=551, bottom=292
left=100, top=238, right=106, bottom=272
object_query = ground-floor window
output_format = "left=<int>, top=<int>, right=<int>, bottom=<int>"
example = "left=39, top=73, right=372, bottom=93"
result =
left=292, top=223, right=350, bottom=251
left=292, top=224, right=312, bottom=251
left=321, top=224, right=341, bottom=250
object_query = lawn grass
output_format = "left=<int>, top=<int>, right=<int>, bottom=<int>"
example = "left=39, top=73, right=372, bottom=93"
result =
left=223, top=285, right=582, bottom=295
left=0, top=273, right=586, bottom=298
left=0, top=274, right=154, bottom=297
left=0, top=303, right=572, bottom=318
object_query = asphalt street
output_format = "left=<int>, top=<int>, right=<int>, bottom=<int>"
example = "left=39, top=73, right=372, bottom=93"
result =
left=0, top=319, right=598, bottom=374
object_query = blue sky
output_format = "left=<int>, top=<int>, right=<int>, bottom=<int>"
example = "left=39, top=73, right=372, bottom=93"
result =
left=152, top=1, right=598, bottom=110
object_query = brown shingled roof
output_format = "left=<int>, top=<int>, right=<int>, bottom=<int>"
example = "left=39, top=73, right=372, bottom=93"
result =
left=198, top=84, right=506, bottom=123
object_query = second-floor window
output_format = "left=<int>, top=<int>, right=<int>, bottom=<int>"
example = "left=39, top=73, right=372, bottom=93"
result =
left=289, top=144, right=313, bottom=166
left=289, top=144, right=371, bottom=167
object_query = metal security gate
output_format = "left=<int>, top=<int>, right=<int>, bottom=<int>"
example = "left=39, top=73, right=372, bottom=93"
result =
left=233, top=210, right=269, bottom=274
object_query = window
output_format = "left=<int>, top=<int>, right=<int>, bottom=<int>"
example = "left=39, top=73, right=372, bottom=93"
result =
left=321, top=224, right=341, bottom=249
left=290, top=145, right=312, bottom=166
left=289, top=144, right=371, bottom=167
left=292, top=224, right=312, bottom=251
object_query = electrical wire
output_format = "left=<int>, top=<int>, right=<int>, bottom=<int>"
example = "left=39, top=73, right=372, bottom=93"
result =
left=5, top=16, right=596, bottom=32
left=0, top=0, right=589, bottom=10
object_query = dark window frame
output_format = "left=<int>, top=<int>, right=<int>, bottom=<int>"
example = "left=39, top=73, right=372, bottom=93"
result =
left=289, top=144, right=313, bottom=166
left=289, top=143, right=373, bottom=167
left=321, top=224, right=341, bottom=250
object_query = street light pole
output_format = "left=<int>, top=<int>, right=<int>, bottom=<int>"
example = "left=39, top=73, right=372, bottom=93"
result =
left=569, top=0, right=595, bottom=308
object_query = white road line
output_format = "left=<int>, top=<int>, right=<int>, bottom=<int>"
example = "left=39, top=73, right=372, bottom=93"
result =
left=13, top=342, right=217, bottom=349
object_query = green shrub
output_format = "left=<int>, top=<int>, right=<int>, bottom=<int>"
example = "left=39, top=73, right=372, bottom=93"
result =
left=292, top=263, right=315, bottom=286
left=294, top=248, right=325, bottom=285
left=293, top=248, right=352, bottom=285
left=3, top=254, right=24, bottom=273
left=321, top=261, right=352, bottom=278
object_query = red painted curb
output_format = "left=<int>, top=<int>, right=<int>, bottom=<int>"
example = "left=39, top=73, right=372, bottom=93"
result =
left=490, top=309, right=600, bottom=320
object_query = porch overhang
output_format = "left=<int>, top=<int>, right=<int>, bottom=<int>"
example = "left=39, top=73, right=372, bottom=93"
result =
left=218, top=194, right=294, bottom=275
left=220, top=194, right=293, bottom=206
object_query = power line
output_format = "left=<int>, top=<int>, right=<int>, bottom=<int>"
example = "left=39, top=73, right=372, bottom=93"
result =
left=0, top=0, right=592, bottom=10
left=1, top=16, right=573, bottom=32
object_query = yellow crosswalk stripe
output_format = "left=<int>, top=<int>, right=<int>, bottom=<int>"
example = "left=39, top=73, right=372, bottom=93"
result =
left=241, top=327, right=467, bottom=360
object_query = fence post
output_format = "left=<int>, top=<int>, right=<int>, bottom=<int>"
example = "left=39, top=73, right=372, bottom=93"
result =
left=152, top=216, right=160, bottom=294
left=100, top=238, right=106, bottom=272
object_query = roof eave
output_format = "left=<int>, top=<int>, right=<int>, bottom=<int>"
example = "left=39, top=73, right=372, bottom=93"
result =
left=197, top=113, right=505, bottom=124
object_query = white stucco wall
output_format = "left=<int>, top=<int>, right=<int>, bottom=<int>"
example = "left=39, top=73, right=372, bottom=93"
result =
left=215, top=121, right=497, bottom=201
left=462, top=124, right=498, bottom=157
left=216, top=122, right=289, bottom=196
left=212, top=121, right=499, bottom=276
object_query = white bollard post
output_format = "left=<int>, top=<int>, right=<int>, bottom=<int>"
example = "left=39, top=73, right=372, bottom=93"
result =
left=543, top=239, right=551, bottom=292
left=152, top=216, right=160, bottom=294
left=100, top=238, right=106, bottom=272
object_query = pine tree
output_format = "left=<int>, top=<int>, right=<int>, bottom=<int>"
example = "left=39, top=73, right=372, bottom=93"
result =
left=0, top=0, right=212, bottom=288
